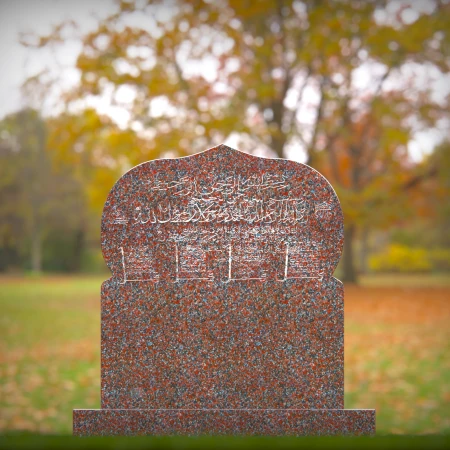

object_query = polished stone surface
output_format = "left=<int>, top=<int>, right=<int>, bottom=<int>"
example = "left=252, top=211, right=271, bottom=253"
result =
left=100, top=278, right=343, bottom=410
left=74, top=409, right=375, bottom=436
left=73, top=145, right=375, bottom=435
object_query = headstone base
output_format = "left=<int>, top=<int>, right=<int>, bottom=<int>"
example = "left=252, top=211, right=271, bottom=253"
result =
left=73, top=409, right=375, bottom=436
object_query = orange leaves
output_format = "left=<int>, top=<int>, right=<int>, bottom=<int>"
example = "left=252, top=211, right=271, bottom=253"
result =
left=345, top=284, right=450, bottom=326
left=344, top=284, right=450, bottom=434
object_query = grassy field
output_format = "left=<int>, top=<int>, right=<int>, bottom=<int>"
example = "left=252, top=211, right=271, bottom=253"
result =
left=0, top=274, right=449, bottom=435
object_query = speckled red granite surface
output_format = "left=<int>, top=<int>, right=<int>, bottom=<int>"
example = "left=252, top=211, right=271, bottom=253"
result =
left=73, top=145, right=375, bottom=435
left=73, top=409, right=375, bottom=436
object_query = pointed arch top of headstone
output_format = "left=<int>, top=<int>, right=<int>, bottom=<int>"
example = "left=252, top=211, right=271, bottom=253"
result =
left=101, top=144, right=343, bottom=283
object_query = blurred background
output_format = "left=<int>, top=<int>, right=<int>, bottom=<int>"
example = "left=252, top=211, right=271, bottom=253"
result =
left=0, top=0, right=449, bottom=436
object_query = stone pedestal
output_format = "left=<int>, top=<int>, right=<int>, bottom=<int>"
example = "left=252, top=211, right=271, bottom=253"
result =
left=74, top=409, right=375, bottom=436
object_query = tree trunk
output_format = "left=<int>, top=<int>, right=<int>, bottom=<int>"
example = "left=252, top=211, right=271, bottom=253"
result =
left=271, top=134, right=286, bottom=158
left=31, top=225, right=42, bottom=273
left=71, top=228, right=85, bottom=272
left=269, top=99, right=287, bottom=158
left=342, top=224, right=358, bottom=283
left=359, top=227, right=369, bottom=275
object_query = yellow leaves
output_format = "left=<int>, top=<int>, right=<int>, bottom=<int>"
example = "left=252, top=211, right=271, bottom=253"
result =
left=369, top=245, right=430, bottom=273
left=46, top=108, right=161, bottom=212
left=119, top=0, right=135, bottom=13
left=86, top=169, right=120, bottom=212
left=76, top=53, right=98, bottom=73
left=369, top=244, right=450, bottom=273
left=334, top=187, right=371, bottom=225
left=381, top=127, right=410, bottom=147
left=228, top=0, right=275, bottom=19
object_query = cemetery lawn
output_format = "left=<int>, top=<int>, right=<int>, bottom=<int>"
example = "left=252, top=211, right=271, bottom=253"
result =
left=0, top=274, right=449, bottom=436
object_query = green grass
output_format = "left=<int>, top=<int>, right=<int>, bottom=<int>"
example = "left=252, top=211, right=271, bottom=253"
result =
left=1, top=274, right=449, bottom=435
left=1, top=276, right=103, bottom=348
left=359, top=273, right=450, bottom=287
left=0, top=276, right=102, bottom=434
left=1, top=434, right=449, bottom=449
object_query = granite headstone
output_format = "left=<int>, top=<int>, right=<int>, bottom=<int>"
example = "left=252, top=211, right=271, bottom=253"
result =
left=73, top=144, right=375, bottom=435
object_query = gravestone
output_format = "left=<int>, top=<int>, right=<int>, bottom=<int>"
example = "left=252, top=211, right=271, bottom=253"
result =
left=73, top=145, right=375, bottom=436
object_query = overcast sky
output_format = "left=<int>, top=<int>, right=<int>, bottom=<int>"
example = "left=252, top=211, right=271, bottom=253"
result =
left=0, top=0, right=113, bottom=115
left=0, top=0, right=448, bottom=163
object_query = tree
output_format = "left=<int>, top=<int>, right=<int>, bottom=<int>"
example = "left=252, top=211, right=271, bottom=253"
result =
left=317, top=107, right=438, bottom=281
left=417, top=141, right=450, bottom=248
left=46, top=108, right=165, bottom=212
left=23, top=0, right=450, bottom=281
left=0, top=109, right=87, bottom=273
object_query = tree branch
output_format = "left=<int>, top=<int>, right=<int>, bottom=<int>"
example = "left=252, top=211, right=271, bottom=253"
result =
left=305, top=76, right=328, bottom=165
left=359, top=67, right=391, bottom=147
left=402, top=165, right=438, bottom=190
